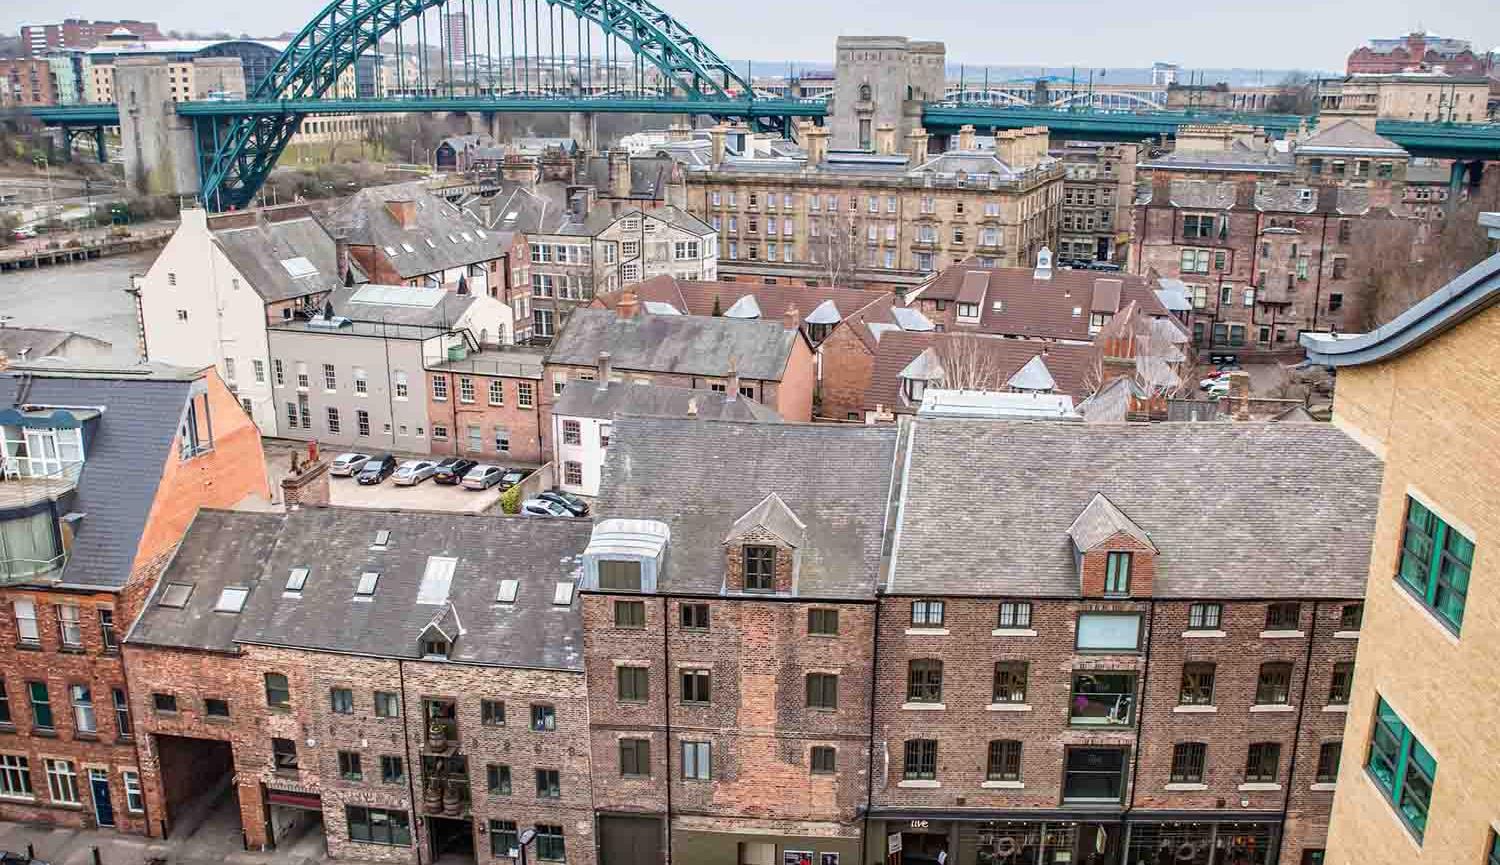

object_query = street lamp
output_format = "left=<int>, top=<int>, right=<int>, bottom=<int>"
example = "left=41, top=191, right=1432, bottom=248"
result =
left=516, top=827, right=537, bottom=865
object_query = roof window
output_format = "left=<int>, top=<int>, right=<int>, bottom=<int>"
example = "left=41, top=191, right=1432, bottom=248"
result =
left=214, top=586, right=249, bottom=613
left=384, top=245, right=399, bottom=256
left=285, top=567, right=309, bottom=593
left=447, top=234, right=458, bottom=243
left=158, top=583, right=194, bottom=608
left=417, top=556, right=458, bottom=605
left=553, top=581, right=576, bottom=606
left=356, top=572, right=380, bottom=597
left=371, top=530, right=390, bottom=551
left=461, top=232, right=473, bottom=242
left=425, top=238, right=436, bottom=248
left=401, top=242, right=415, bottom=253
left=495, top=579, right=520, bottom=604
left=475, top=229, right=487, bottom=239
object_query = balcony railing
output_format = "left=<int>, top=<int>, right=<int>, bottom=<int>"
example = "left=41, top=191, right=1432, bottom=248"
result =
left=0, top=460, right=82, bottom=509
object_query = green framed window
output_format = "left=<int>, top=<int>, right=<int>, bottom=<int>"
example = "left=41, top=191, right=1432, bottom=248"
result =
left=1366, top=696, right=1436, bottom=841
left=1105, top=552, right=1132, bottom=594
left=1397, top=497, right=1474, bottom=631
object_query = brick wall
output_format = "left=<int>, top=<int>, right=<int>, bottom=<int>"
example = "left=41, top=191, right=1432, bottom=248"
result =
left=815, top=325, right=876, bottom=421
left=1079, top=535, right=1157, bottom=598
left=424, top=371, right=545, bottom=464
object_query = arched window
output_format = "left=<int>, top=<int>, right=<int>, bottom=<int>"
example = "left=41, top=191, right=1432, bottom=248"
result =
left=859, top=83, right=871, bottom=101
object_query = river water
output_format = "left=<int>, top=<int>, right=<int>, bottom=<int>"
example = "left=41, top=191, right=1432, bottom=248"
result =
left=0, top=249, right=156, bottom=361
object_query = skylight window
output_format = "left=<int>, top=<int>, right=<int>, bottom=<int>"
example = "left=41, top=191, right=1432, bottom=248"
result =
left=401, top=242, right=415, bottom=253
left=495, top=579, right=519, bottom=603
left=356, top=572, right=380, bottom=596
left=460, top=232, right=473, bottom=242
left=447, top=234, right=458, bottom=243
left=417, top=556, right=458, bottom=605
left=215, top=586, right=250, bottom=613
left=1072, top=306, right=1083, bottom=317
left=384, top=245, right=399, bottom=256
left=425, top=238, right=437, bottom=248
left=279, top=256, right=318, bottom=278
left=553, top=581, right=576, bottom=606
left=475, top=229, right=487, bottom=238
left=158, top=583, right=194, bottom=608
left=371, top=530, right=391, bottom=551
left=286, top=567, right=309, bottom=592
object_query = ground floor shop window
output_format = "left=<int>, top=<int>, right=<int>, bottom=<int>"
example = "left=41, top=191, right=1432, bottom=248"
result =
left=1124, top=821, right=1278, bottom=865
left=346, top=806, right=410, bottom=846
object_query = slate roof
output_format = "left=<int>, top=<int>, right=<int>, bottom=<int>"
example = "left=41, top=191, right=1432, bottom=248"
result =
left=1067, top=492, right=1156, bottom=553
left=547, top=309, right=800, bottom=381
left=213, top=214, right=345, bottom=302
left=1297, top=119, right=1408, bottom=156
left=159, top=507, right=594, bottom=669
left=127, top=510, right=286, bottom=651
left=889, top=419, right=1382, bottom=598
left=0, top=327, right=111, bottom=362
left=331, top=182, right=513, bottom=279
left=911, top=261, right=1172, bottom=340
left=866, top=332, right=1098, bottom=412
left=0, top=364, right=199, bottom=589
left=596, top=418, right=899, bottom=598
left=553, top=380, right=781, bottom=422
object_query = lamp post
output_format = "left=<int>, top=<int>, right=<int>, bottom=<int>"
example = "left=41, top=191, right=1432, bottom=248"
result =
left=516, top=827, right=537, bottom=865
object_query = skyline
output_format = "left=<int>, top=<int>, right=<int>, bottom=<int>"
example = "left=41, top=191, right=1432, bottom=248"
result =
left=2, top=0, right=1498, bottom=72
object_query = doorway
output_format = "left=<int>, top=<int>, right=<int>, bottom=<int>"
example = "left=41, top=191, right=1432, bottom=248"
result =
left=600, top=815, right=664, bottom=865
left=427, top=815, right=475, bottom=864
left=901, top=831, right=948, bottom=865
left=1074, top=823, right=1122, bottom=865
left=89, top=769, right=114, bottom=827
left=153, top=734, right=235, bottom=838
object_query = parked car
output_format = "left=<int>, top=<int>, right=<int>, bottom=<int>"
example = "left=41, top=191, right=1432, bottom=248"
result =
left=497, top=467, right=531, bottom=491
left=1198, top=372, right=1229, bottom=389
left=393, top=460, right=438, bottom=486
left=331, top=452, right=371, bottom=477
left=11, top=226, right=37, bottom=240
left=520, top=497, right=572, bottom=517
left=461, top=464, right=506, bottom=490
left=538, top=489, right=590, bottom=517
left=432, top=457, right=477, bottom=485
left=1205, top=380, right=1232, bottom=397
left=356, top=454, right=398, bottom=485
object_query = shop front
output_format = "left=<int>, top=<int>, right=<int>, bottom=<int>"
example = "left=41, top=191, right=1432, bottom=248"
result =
left=1120, top=818, right=1280, bottom=865
left=868, top=816, right=1281, bottom=865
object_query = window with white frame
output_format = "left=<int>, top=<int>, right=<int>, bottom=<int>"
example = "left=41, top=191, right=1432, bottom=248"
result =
left=70, top=685, right=95, bottom=734
left=44, top=759, right=77, bottom=804
left=0, top=755, right=30, bottom=798
left=123, top=770, right=143, bottom=812
left=56, top=605, right=81, bottom=647
left=673, top=241, right=699, bottom=260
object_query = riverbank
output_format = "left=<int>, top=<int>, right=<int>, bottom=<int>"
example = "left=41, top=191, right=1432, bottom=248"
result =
left=0, top=248, right=155, bottom=360
left=0, top=227, right=173, bottom=273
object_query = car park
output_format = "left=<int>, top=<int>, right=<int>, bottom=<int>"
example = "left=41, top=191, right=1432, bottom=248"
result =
left=1205, top=380, right=1231, bottom=396
left=461, top=464, right=506, bottom=490
left=538, top=489, right=590, bottom=517
left=497, top=467, right=530, bottom=491
left=356, top=454, right=398, bottom=485
left=520, top=497, right=572, bottom=517
left=331, top=452, right=372, bottom=476
left=393, top=460, right=438, bottom=486
left=433, top=457, right=477, bottom=485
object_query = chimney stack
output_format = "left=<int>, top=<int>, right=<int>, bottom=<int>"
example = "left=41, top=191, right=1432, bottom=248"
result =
left=668, top=122, right=692, bottom=142
left=501, top=155, right=538, bottom=188
left=804, top=124, right=830, bottom=166
left=957, top=124, right=977, bottom=151
left=727, top=359, right=740, bottom=402
left=617, top=291, right=640, bottom=319
left=608, top=150, right=631, bottom=199
left=907, top=126, right=930, bottom=168
left=1033, top=246, right=1054, bottom=280
left=783, top=304, right=801, bottom=331
left=874, top=123, right=896, bottom=156
left=709, top=124, right=727, bottom=167
left=597, top=351, right=612, bottom=388
left=1228, top=370, right=1252, bottom=420
left=334, top=233, right=350, bottom=284
left=385, top=199, right=417, bottom=229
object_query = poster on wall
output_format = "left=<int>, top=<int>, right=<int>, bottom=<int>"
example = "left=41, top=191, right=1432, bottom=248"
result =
left=820, top=855, right=840, bottom=865
left=783, top=852, right=814, bottom=865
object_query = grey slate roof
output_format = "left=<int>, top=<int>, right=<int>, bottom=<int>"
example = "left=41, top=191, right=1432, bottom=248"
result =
left=164, top=507, right=593, bottom=669
left=547, top=309, right=799, bottom=381
left=553, top=380, right=781, bottom=422
left=331, top=182, right=513, bottom=279
left=1297, top=119, right=1408, bottom=156
left=1067, top=492, right=1156, bottom=553
left=597, top=418, right=899, bottom=598
left=0, top=327, right=112, bottom=362
left=214, top=215, right=345, bottom=302
left=0, top=365, right=197, bottom=589
left=889, top=419, right=1381, bottom=598
left=127, top=510, right=287, bottom=651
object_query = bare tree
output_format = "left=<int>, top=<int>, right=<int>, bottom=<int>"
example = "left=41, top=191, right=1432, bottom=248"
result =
left=809, top=210, right=860, bottom=288
left=931, top=334, right=1010, bottom=390
left=1266, top=72, right=1318, bottom=115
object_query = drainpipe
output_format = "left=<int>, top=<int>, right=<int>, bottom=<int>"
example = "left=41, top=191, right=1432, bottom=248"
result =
left=661, top=594, right=673, bottom=865
left=1122, top=596, right=1156, bottom=847
left=1272, top=601, right=1320, bottom=865
left=397, top=660, right=422, bottom=864
left=1311, top=214, right=1329, bottom=333
left=861, top=595, right=882, bottom=865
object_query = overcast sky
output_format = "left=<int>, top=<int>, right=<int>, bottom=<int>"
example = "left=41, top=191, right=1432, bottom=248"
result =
left=4, top=0, right=1497, bottom=71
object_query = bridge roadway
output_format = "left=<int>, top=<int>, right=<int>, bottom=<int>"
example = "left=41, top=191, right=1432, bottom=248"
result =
left=33, top=100, right=1500, bottom=160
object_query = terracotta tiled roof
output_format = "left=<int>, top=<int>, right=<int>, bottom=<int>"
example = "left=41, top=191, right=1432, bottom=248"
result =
left=596, top=276, right=891, bottom=327
left=909, top=262, right=1172, bottom=340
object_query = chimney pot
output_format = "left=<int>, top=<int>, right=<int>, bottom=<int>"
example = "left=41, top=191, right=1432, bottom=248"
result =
left=597, top=351, right=612, bottom=388
left=783, top=305, right=801, bottom=331
left=958, top=124, right=977, bottom=151
left=709, top=125, right=728, bottom=167
left=617, top=291, right=640, bottom=319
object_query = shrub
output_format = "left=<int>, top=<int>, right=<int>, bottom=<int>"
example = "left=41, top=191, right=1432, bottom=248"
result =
left=499, top=484, right=522, bottom=515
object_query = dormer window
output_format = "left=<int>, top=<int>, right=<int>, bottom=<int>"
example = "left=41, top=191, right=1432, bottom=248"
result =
left=422, top=637, right=449, bottom=658
left=599, top=560, right=642, bottom=592
left=956, top=302, right=979, bottom=321
left=743, top=546, right=775, bottom=591
left=1105, top=553, right=1132, bottom=595
left=904, top=378, right=927, bottom=404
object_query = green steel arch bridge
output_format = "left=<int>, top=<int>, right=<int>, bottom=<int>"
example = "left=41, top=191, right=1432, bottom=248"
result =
left=26, top=0, right=1500, bottom=210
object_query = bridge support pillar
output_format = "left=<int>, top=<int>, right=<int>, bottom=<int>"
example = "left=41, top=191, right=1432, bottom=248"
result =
left=115, top=57, right=199, bottom=198
left=569, top=111, right=597, bottom=152
left=94, top=126, right=107, bottom=163
left=1447, top=160, right=1484, bottom=214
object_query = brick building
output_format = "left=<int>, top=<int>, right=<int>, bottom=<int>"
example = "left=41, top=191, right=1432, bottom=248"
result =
left=124, top=507, right=596, bottom=863
left=424, top=347, right=547, bottom=464
left=1131, top=120, right=1414, bottom=357
left=581, top=418, right=899, bottom=865
left=0, top=360, right=268, bottom=833
left=1304, top=213, right=1500, bottom=865
left=541, top=304, right=816, bottom=453
left=19, top=19, right=162, bottom=55
left=865, top=419, right=1381, bottom=865
left=0, top=58, right=59, bottom=107
left=1052, top=142, right=1138, bottom=266
left=1345, top=32, right=1492, bottom=77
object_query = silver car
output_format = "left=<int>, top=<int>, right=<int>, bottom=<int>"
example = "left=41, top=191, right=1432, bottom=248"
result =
left=392, top=460, right=437, bottom=486
left=461, top=464, right=505, bottom=490
left=330, top=452, right=371, bottom=476
left=520, top=497, right=571, bottom=517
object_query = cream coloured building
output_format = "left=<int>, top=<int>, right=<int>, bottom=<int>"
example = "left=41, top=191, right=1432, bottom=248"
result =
left=1320, top=73, right=1493, bottom=123
left=1301, top=212, right=1500, bottom=865
left=684, top=122, right=1062, bottom=285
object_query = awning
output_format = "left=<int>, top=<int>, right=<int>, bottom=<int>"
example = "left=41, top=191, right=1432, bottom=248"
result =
left=267, top=790, right=322, bottom=810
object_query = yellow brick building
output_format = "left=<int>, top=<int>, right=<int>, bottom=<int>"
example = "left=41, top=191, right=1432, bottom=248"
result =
left=1301, top=212, right=1500, bottom=865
